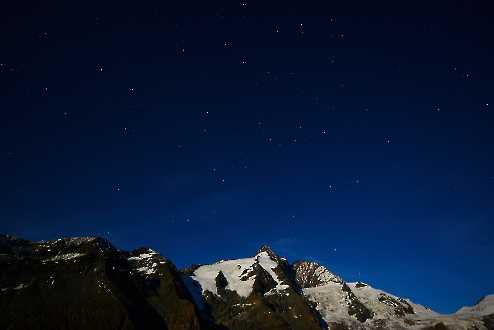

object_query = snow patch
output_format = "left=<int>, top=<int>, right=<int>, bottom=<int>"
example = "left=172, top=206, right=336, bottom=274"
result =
left=1, top=283, right=29, bottom=292
left=190, top=251, right=289, bottom=298
left=45, top=253, right=85, bottom=262
left=192, top=257, right=257, bottom=297
left=136, top=267, right=154, bottom=275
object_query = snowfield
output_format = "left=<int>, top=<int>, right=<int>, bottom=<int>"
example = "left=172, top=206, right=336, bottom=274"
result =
left=191, top=250, right=288, bottom=297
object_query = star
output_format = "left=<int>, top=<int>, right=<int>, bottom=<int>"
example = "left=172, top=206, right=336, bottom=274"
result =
left=385, top=137, right=391, bottom=144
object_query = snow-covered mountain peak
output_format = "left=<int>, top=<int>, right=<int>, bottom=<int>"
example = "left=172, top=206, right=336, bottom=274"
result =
left=255, top=244, right=281, bottom=261
left=189, top=248, right=291, bottom=299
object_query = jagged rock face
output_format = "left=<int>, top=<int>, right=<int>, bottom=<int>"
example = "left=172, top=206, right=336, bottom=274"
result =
left=1, top=235, right=494, bottom=330
left=293, top=260, right=343, bottom=288
left=187, top=247, right=323, bottom=330
left=0, top=235, right=203, bottom=330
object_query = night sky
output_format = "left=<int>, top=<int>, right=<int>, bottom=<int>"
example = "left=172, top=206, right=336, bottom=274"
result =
left=1, top=1, right=494, bottom=313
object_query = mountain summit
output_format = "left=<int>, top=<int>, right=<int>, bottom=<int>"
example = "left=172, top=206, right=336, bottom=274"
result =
left=256, top=244, right=281, bottom=260
left=1, top=235, right=493, bottom=330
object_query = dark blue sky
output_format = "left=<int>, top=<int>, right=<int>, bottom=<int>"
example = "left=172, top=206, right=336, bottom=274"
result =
left=1, top=1, right=493, bottom=313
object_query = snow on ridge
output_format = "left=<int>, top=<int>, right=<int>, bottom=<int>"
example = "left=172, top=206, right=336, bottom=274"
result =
left=45, top=252, right=85, bottom=262
left=136, top=263, right=157, bottom=275
left=265, top=284, right=291, bottom=296
left=302, top=282, right=353, bottom=321
left=127, top=249, right=163, bottom=276
left=192, top=257, right=257, bottom=297
left=1, top=283, right=30, bottom=292
left=256, top=251, right=289, bottom=292
left=347, top=282, right=437, bottom=318
left=128, top=252, right=156, bottom=261
left=303, top=280, right=438, bottom=326
left=191, top=251, right=289, bottom=298
left=39, top=237, right=97, bottom=245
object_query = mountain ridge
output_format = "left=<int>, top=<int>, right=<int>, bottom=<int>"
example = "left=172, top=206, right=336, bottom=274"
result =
left=1, top=234, right=492, bottom=330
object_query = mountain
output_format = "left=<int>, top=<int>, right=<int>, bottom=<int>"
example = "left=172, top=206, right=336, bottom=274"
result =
left=1, top=234, right=493, bottom=330
left=0, top=235, right=205, bottom=330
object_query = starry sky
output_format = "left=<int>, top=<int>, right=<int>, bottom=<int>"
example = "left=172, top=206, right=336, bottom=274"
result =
left=1, top=1, right=494, bottom=313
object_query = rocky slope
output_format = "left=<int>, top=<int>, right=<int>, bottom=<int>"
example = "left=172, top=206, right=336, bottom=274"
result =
left=0, top=235, right=205, bottom=330
left=1, top=234, right=492, bottom=330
